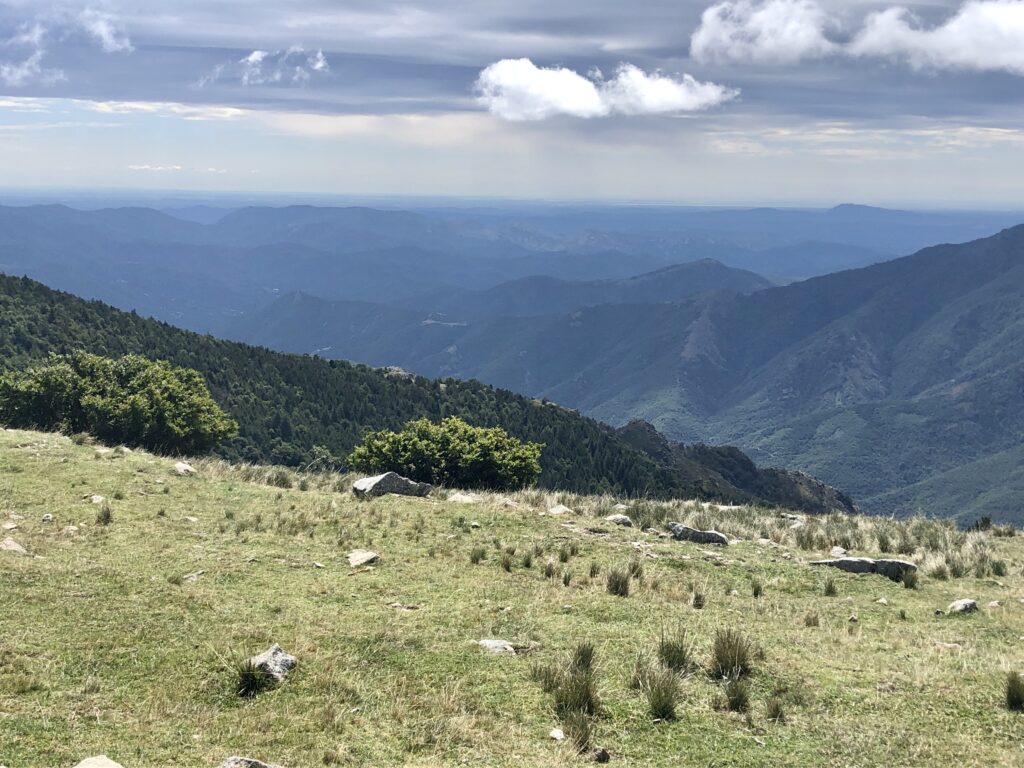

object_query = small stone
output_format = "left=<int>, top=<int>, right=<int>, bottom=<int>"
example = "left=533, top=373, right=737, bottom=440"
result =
left=875, top=597, right=888, bottom=605
left=347, top=549, right=379, bottom=567
left=41, top=513, right=54, bottom=523
left=830, top=546, right=848, bottom=557
left=185, top=516, right=199, bottom=523
left=172, top=462, right=196, bottom=476
left=947, top=598, right=978, bottom=615
left=469, top=521, right=481, bottom=529
left=73, top=758, right=126, bottom=768
left=2, top=522, right=18, bottom=531
left=987, top=600, right=1002, bottom=609
left=548, top=504, right=573, bottom=516
left=63, top=525, right=80, bottom=535
left=476, top=639, right=515, bottom=654
left=220, top=758, right=284, bottom=768
left=312, top=562, right=325, bottom=569
left=550, top=728, right=565, bottom=741
left=848, top=614, right=858, bottom=623
left=1, top=537, right=27, bottom=555
left=90, top=495, right=106, bottom=504
left=390, top=602, right=419, bottom=611
left=182, top=570, right=204, bottom=583
left=246, top=644, right=297, bottom=682
left=604, top=513, right=632, bottom=527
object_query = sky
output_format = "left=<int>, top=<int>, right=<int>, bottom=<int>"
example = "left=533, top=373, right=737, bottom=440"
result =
left=2, top=0, right=1024, bottom=205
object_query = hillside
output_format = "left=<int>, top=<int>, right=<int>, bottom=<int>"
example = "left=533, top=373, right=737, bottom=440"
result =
left=231, top=225, right=1024, bottom=523
left=1, top=429, right=1021, bottom=767
left=0, top=273, right=852, bottom=512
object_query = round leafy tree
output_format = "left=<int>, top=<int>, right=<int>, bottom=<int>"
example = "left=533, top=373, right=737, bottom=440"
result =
left=0, top=352, right=237, bottom=454
left=348, top=416, right=542, bottom=490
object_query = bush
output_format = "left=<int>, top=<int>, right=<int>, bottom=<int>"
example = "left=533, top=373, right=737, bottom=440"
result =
left=347, top=416, right=542, bottom=491
left=236, top=660, right=275, bottom=698
left=607, top=568, right=630, bottom=597
left=711, top=629, right=754, bottom=679
left=1007, top=671, right=1024, bottom=712
left=95, top=502, right=112, bottom=526
left=0, top=352, right=237, bottom=454
left=470, top=546, right=486, bottom=564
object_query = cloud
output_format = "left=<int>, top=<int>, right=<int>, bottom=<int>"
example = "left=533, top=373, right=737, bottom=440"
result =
left=78, top=8, right=134, bottom=53
left=475, top=58, right=738, bottom=121
left=691, top=0, right=836, bottom=64
left=849, top=1, right=1024, bottom=74
left=200, top=46, right=331, bottom=87
left=0, top=7, right=132, bottom=87
left=692, top=0, right=1024, bottom=76
left=127, top=164, right=182, bottom=171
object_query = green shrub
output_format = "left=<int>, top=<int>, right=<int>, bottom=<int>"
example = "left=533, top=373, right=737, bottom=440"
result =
left=645, top=666, right=680, bottom=721
left=711, top=629, right=754, bottom=679
left=235, top=660, right=275, bottom=698
left=95, top=502, right=112, bottom=526
left=470, top=546, right=486, bottom=565
left=723, top=678, right=750, bottom=712
left=657, top=626, right=692, bottom=673
left=607, top=568, right=630, bottom=597
left=347, top=416, right=542, bottom=491
left=0, top=352, right=236, bottom=454
left=751, top=579, right=764, bottom=598
left=521, top=551, right=533, bottom=569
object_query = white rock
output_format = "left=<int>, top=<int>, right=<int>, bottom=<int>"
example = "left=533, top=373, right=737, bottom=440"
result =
left=448, top=492, right=479, bottom=504
left=830, top=546, right=848, bottom=557
left=988, top=600, right=1002, bottom=609
left=2, top=522, right=18, bottom=531
left=665, top=522, right=729, bottom=546
left=73, top=758, right=126, bottom=768
left=173, top=462, right=196, bottom=476
left=352, top=472, right=431, bottom=499
left=347, top=549, right=379, bottom=567
left=90, top=495, right=106, bottom=504
left=247, top=644, right=297, bottom=682
left=947, top=598, right=979, bottom=615
left=476, top=639, right=516, bottom=654
left=875, top=597, right=888, bottom=605
left=550, top=728, right=565, bottom=741
left=41, top=513, right=54, bottom=523
left=604, top=514, right=632, bottom=527
left=547, top=504, right=573, bottom=516
left=1, top=537, right=27, bottom=554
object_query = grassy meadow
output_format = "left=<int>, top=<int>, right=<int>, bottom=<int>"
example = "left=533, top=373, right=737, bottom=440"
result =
left=1, top=428, right=1023, bottom=767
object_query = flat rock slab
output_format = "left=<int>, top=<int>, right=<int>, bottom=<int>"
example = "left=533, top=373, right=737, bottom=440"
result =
left=220, top=759, right=284, bottom=768
left=948, top=598, right=979, bottom=614
left=347, top=549, right=379, bottom=567
left=73, top=758, right=126, bottom=768
left=809, top=557, right=916, bottom=582
left=477, top=639, right=516, bottom=654
left=1, top=537, right=27, bottom=555
left=604, top=514, right=632, bottom=527
left=666, top=522, right=729, bottom=546
left=247, top=644, right=297, bottom=682
left=352, top=472, right=432, bottom=499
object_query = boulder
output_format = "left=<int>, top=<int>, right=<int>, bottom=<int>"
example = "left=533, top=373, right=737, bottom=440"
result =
left=220, top=759, right=284, bottom=768
left=352, top=472, right=432, bottom=499
left=947, top=598, right=978, bottom=615
left=172, top=462, right=195, bottom=476
left=665, top=522, right=729, bottom=546
left=347, top=549, right=379, bottom=567
left=1, top=537, right=27, bottom=555
left=604, top=514, right=632, bottom=527
left=246, top=644, right=297, bottom=682
left=809, top=557, right=916, bottom=582
left=73, top=758, right=125, bottom=768
left=550, top=728, right=565, bottom=741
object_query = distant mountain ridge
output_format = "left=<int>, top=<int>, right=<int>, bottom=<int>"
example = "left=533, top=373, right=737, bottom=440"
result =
left=232, top=224, right=1024, bottom=523
left=0, top=272, right=855, bottom=513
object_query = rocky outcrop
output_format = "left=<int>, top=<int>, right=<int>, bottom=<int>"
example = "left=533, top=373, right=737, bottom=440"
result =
left=352, top=472, right=432, bottom=499
left=665, top=522, right=729, bottom=546
left=809, top=557, right=916, bottom=582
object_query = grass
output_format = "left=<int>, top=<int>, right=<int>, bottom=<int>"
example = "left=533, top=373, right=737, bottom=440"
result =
left=711, top=629, right=755, bottom=679
left=235, top=660, right=275, bottom=699
left=1007, top=672, right=1024, bottom=712
left=2, top=428, right=1024, bottom=767
left=606, top=568, right=630, bottom=597
left=657, top=626, right=692, bottom=673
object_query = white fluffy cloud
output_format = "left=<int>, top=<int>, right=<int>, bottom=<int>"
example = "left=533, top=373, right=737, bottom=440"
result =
left=475, top=58, right=738, bottom=121
left=691, top=0, right=836, bottom=64
left=77, top=8, right=134, bottom=53
left=691, top=0, right=1024, bottom=75
left=850, top=1, right=1024, bottom=74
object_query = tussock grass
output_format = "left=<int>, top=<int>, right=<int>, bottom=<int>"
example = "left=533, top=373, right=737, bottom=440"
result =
left=606, top=568, right=630, bottom=597
left=1007, top=672, right=1024, bottom=712
left=711, top=629, right=755, bottom=679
